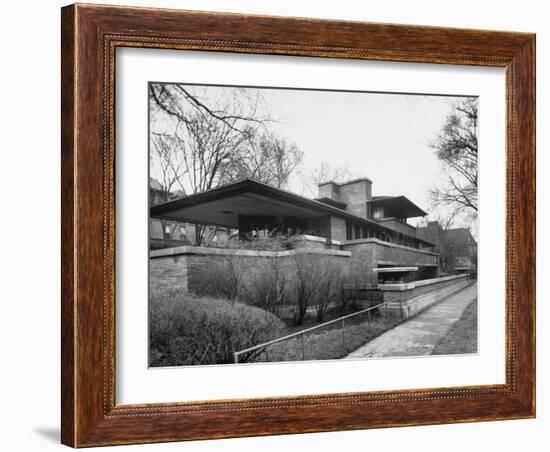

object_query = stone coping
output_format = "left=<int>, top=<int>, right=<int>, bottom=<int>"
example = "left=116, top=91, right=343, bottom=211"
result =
left=378, top=274, right=468, bottom=291
left=150, top=245, right=351, bottom=259
left=377, top=260, right=438, bottom=267
left=319, top=176, right=372, bottom=186
left=294, top=234, right=343, bottom=245
left=342, top=238, right=439, bottom=256
left=373, top=266, right=418, bottom=273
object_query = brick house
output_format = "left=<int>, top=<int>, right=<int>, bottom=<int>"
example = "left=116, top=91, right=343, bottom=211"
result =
left=417, top=221, right=478, bottom=275
left=150, top=177, right=440, bottom=287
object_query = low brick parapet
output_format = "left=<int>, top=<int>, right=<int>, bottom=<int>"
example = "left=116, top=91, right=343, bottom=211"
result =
left=150, top=245, right=351, bottom=259
left=149, top=245, right=351, bottom=297
left=343, top=238, right=438, bottom=257
left=379, top=274, right=471, bottom=320
left=379, top=274, right=467, bottom=292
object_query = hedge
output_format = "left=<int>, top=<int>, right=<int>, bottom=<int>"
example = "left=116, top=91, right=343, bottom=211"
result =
left=149, top=290, right=284, bottom=366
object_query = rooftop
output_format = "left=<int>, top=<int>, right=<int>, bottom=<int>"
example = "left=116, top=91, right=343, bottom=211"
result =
left=150, top=178, right=435, bottom=247
left=368, top=195, right=427, bottom=218
left=318, top=177, right=373, bottom=186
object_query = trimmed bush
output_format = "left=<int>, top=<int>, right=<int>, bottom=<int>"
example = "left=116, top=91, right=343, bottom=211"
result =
left=149, top=290, right=284, bottom=366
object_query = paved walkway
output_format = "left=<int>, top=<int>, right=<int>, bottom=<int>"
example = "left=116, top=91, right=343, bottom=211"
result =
left=345, top=283, right=478, bottom=359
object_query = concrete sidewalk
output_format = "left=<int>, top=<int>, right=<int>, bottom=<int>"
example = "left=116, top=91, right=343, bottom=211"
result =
left=345, top=282, right=478, bottom=359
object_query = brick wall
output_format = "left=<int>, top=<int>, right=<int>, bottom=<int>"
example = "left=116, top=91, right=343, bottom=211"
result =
left=342, top=238, right=439, bottom=285
left=317, top=178, right=372, bottom=220
left=149, top=239, right=440, bottom=299
left=149, top=252, right=188, bottom=295
left=329, top=216, right=347, bottom=242
left=380, top=274, right=468, bottom=303
left=342, top=240, right=378, bottom=285
left=318, top=182, right=339, bottom=200
left=149, top=246, right=351, bottom=298
left=379, top=274, right=471, bottom=319
left=338, top=179, right=372, bottom=219
left=343, top=238, right=438, bottom=266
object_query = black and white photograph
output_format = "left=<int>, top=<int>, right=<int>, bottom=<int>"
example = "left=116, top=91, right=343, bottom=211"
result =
left=148, top=83, right=479, bottom=367
left=1, top=0, right=543, bottom=450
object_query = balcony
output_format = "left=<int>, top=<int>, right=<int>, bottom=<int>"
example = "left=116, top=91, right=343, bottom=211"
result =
left=375, top=217, right=417, bottom=238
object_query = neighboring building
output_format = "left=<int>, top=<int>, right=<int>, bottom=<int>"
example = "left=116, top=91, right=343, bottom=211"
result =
left=149, top=178, right=232, bottom=249
left=150, top=177, right=440, bottom=284
left=417, top=221, right=477, bottom=275
left=149, top=178, right=193, bottom=249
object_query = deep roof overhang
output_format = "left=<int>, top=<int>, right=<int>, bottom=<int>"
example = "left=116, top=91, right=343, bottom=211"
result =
left=368, top=196, right=427, bottom=218
left=150, top=179, right=361, bottom=229
left=150, top=179, right=435, bottom=246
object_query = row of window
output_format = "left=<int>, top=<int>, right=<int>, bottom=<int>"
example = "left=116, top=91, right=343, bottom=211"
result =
left=162, top=223, right=188, bottom=241
left=345, top=221, right=423, bottom=249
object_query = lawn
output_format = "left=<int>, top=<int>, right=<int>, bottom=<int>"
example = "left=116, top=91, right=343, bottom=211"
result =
left=250, top=309, right=403, bottom=363
left=150, top=290, right=403, bottom=365
left=431, top=299, right=478, bottom=355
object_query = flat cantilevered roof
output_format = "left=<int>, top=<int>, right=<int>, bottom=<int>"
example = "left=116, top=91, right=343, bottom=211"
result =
left=150, top=179, right=435, bottom=246
left=150, top=179, right=361, bottom=228
left=368, top=195, right=427, bottom=218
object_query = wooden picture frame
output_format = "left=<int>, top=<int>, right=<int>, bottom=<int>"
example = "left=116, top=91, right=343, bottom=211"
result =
left=61, top=3, right=535, bottom=447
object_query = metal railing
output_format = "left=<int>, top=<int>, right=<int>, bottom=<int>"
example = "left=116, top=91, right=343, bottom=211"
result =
left=233, top=301, right=391, bottom=363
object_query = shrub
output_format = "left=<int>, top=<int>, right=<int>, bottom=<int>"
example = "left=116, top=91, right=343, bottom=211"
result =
left=195, top=255, right=251, bottom=301
left=313, top=261, right=345, bottom=322
left=149, top=290, right=284, bottom=366
left=289, top=254, right=351, bottom=325
left=205, top=233, right=298, bottom=251
left=291, top=254, right=324, bottom=325
left=338, top=266, right=365, bottom=313
left=244, top=256, right=288, bottom=315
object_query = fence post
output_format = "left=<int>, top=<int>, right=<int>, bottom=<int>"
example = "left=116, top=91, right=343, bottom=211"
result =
left=301, top=334, right=305, bottom=361
left=234, top=352, right=239, bottom=364
left=367, top=309, right=371, bottom=328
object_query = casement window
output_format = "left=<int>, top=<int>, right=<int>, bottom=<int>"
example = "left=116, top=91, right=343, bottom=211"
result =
left=163, top=224, right=171, bottom=240
left=373, top=206, right=384, bottom=219
left=346, top=222, right=353, bottom=240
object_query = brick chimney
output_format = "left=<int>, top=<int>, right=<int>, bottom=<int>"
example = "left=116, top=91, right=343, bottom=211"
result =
left=318, top=177, right=372, bottom=219
left=318, top=181, right=340, bottom=200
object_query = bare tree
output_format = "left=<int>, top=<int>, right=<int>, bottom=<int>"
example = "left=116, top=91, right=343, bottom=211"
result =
left=149, top=84, right=310, bottom=244
left=314, top=261, right=344, bottom=322
left=175, top=108, right=255, bottom=193
left=218, top=132, right=303, bottom=188
left=150, top=84, right=304, bottom=193
left=430, top=98, right=478, bottom=215
left=417, top=208, right=457, bottom=233
left=150, top=84, right=269, bottom=137
left=149, top=85, right=278, bottom=244
left=149, top=84, right=275, bottom=192
left=150, top=132, right=186, bottom=203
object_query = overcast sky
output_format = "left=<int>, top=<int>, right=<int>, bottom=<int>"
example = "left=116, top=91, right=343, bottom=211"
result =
left=151, top=84, right=476, bottom=227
